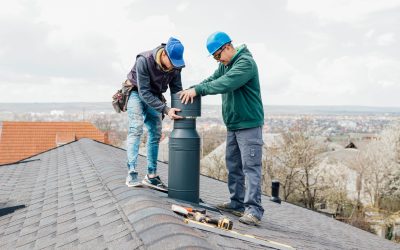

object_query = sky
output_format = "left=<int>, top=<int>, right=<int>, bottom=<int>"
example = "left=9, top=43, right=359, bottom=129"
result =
left=0, top=0, right=399, bottom=106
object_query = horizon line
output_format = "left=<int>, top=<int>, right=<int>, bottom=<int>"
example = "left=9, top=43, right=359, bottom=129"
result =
left=1, top=102, right=400, bottom=109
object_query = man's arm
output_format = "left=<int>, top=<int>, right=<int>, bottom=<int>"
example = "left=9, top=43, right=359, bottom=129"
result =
left=136, top=57, right=182, bottom=120
left=127, top=62, right=136, bottom=84
left=179, top=64, right=225, bottom=104
left=169, top=71, right=183, bottom=94
left=195, top=58, right=254, bottom=96
left=198, top=67, right=222, bottom=85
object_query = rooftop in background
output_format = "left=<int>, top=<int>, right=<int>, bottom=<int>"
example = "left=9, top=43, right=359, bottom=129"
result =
left=1, top=139, right=399, bottom=249
left=0, top=121, right=108, bottom=165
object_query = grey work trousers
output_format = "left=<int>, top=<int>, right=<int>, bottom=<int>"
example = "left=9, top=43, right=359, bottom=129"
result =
left=225, top=126, right=264, bottom=219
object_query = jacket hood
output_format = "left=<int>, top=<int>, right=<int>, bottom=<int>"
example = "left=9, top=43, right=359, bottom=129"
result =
left=152, top=44, right=165, bottom=59
left=227, top=44, right=252, bottom=66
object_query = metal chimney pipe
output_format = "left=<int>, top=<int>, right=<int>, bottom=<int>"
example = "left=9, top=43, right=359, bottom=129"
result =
left=168, top=94, right=201, bottom=203
left=270, top=180, right=281, bottom=204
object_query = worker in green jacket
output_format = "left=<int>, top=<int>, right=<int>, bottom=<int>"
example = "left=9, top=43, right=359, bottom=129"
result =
left=180, top=31, right=264, bottom=226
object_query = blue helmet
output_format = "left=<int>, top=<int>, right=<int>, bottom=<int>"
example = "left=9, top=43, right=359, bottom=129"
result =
left=206, top=31, right=232, bottom=55
left=165, top=37, right=185, bottom=68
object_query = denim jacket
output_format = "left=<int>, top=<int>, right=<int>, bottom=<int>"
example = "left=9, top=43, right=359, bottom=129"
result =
left=127, top=45, right=182, bottom=114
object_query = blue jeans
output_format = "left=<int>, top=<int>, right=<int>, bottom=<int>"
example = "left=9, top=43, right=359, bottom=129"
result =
left=126, top=91, right=162, bottom=175
left=225, top=126, right=264, bottom=219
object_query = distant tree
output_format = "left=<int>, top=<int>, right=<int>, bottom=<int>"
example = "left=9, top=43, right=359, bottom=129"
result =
left=385, top=166, right=400, bottom=199
left=317, top=158, right=351, bottom=215
left=361, top=144, right=395, bottom=208
left=381, top=123, right=400, bottom=202
left=349, top=123, right=400, bottom=209
left=295, top=132, right=324, bottom=209
left=264, top=119, right=324, bottom=209
left=263, top=134, right=301, bottom=201
left=107, top=130, right=127, bottom=147
left=200, top=127, right=226, bottom=158
left=200, top=153, right=227, bottom=182
left=92, top=114, right=113, bottom=132
left=348, top=209, right=375, bottom=234
left=262, top=145, right=276, bottom=196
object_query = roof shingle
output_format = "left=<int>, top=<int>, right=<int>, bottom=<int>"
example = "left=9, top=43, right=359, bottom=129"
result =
left=0, top=139, right=399, bottom=249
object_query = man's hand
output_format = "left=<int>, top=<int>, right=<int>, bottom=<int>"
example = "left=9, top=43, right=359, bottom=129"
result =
left=179, top=88, right=197, bottom=104
left=168, top=108, right=183, bottom=120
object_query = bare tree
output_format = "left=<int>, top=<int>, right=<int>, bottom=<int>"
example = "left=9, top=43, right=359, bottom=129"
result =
left=347, top=151, right=366, bottom=207
left=381, top=123, right=400, bottom=199
left=362, top=145, right=389, bottom=207
left=264, top=119, right=324, bottom=209
left=262, top=145, right=277, bottom=196
left=264, top=133, right=302, bottom=201
left=317, top=157, right=353, bottom=216
left=295, top=132, right=324, bottom=209
left=200, top=127, right=227, bottom=158
left=200, top=153, right=227, bottom=181
left=347, top=123, right=400, bottom=209
left=92, top=114, right=113, bottom=132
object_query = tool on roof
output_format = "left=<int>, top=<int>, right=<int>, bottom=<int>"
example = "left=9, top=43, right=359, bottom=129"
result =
left=192, top=211, right=233, bottom=230
left=173, top=204, right=294, bottom=249
left=184, top=219, right=295, bottom=250
left=172, top=204, right=233, bottom=230
left=172, top=204, right=206, bottom=214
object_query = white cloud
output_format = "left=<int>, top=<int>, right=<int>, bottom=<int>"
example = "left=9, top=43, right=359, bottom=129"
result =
left=0, top=76, right=115, bottom=102
left=303, top=31, right=331, bottom=52
left=377, top=33, right=396, bottom=46
left=176, top=1, right=190, bottom=12
left=366, top=55, right=400, bottom=87
left=365, top=29, right=375, bottom=39
left=287, top=0, right=400, bottom=23
left=246, top=43, right=296, bottom=102
left=0, top=0, right=27, bottom=19
left=271, top=54, right=400, bottom=106
left=0, top=0, right=177, bottom=100
left=0, top=0, right=399, bottom=107
left=35, top=0, right=177, bottom=74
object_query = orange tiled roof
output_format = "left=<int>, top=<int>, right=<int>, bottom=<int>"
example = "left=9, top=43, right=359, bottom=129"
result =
left=0, top=121, right=108, bottom=165
left=55, top=132, right=76, bottom=146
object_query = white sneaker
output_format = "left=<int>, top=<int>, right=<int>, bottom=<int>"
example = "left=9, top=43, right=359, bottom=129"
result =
left=126, top=171, right=141, bottom=187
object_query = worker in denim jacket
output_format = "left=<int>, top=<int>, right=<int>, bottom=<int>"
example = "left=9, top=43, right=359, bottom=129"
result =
left=126, top=37, right=184, bottom=192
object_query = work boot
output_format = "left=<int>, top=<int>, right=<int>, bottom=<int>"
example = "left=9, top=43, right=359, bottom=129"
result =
left=142, top=175, right=168, bottom=192
left=239, top=213, right=261, bottom=226
left=126, top=171, right=141, bottom=187
left=216, top=202, right=244, bottom=217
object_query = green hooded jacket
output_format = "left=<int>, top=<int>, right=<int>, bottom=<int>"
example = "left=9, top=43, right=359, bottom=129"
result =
left=194, top=45, right=264, bottom=131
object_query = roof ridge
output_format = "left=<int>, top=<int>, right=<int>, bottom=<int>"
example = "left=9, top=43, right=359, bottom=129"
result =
left=76, top=139, right=215, bottom=249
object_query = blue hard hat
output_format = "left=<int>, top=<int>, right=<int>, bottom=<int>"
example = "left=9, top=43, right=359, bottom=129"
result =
left=165, top=37, right=185, bottom=68
left=206, top=31, right=232, bottom=55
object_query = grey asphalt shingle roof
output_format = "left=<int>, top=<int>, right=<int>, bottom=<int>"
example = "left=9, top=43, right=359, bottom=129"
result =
left=0, top=138, right=399, bottom=250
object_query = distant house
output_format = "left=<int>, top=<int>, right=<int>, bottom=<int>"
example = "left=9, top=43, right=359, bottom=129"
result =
left=0, top=121, right=108, bottom=165
left=345, top=141, right=357, bottom=149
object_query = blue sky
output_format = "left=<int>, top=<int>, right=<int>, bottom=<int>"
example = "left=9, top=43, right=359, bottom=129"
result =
left=0, top=0, right=399, bottom=106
